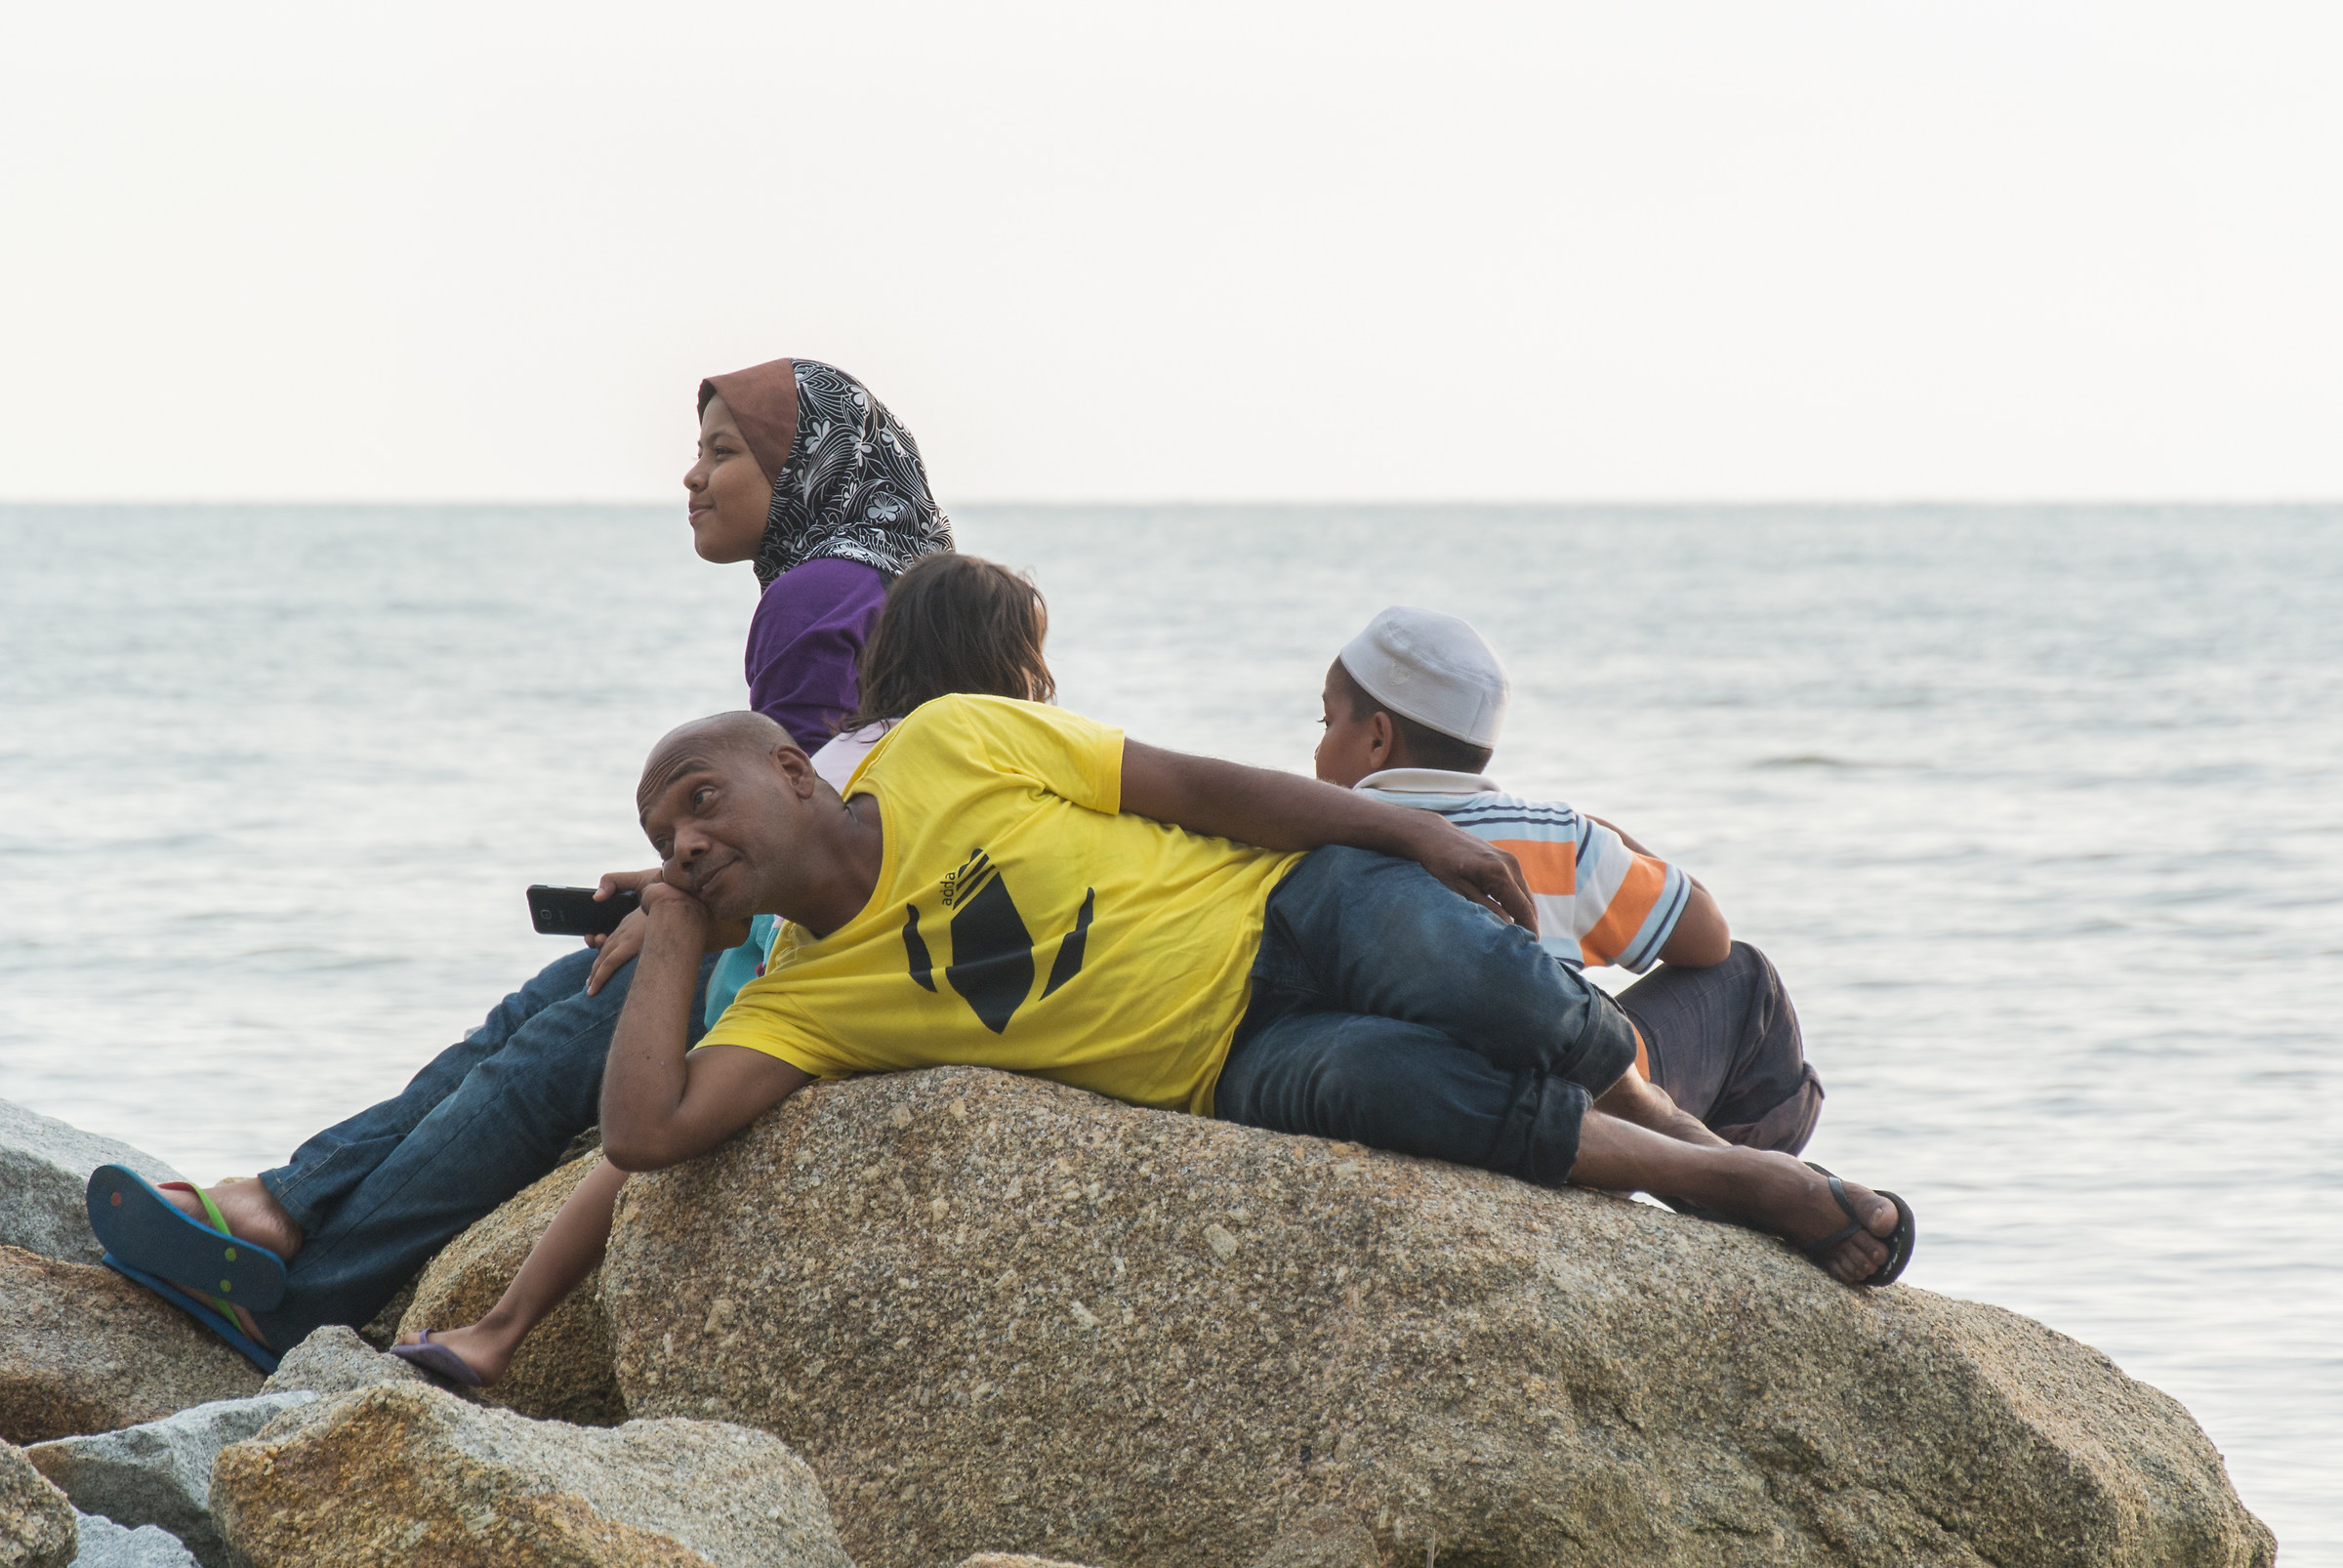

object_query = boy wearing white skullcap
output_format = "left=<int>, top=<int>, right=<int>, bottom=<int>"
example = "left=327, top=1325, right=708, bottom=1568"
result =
left=1315, top=605, right=1825, bottom=1154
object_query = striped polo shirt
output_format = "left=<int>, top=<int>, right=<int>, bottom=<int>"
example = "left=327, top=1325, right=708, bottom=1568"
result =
left=1353, top=767, right=1692, bottom=972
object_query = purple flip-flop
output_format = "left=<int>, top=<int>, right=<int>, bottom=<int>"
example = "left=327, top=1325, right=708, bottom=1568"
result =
left=388, top=1330, right=485, bottom=1388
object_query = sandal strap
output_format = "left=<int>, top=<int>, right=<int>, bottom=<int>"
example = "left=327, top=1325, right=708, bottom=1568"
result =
left=194, top=1188, right=233, bottom=1239
left=158, top=1182, right=243, bottom=1317
left=1803, top=1221, right=1865, bottom=1261
left=1801, top=1171, right=1868, bottom=1261
left=159, top=1181, right=233, bottom=1239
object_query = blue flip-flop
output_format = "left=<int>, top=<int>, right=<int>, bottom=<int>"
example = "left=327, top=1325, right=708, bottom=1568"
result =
left=389, top=1330, right=485, bottom=1387
left=86, top=1164, right=288, bottom=1311
left=101, top=1254, right=281, bottom=1373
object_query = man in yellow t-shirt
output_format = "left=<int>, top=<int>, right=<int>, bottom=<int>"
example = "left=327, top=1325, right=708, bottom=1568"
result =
left=610, top=695, right=1906, bottom=1278
left=391, top=696, right=1913, bottom=1389
left=693, top=692, right=1301, bottom=1117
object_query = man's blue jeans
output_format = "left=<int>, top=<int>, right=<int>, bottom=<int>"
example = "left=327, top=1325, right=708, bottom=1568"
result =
left=249, top=946, right=715, bottom=1348
left=1214, top=847, right=1640, bottom=1186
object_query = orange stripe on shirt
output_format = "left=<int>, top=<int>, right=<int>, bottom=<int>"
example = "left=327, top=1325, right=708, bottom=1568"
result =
left=1489, top=839, right=1577, bottom=897
left=1580, top=853, right=1667, bottom=968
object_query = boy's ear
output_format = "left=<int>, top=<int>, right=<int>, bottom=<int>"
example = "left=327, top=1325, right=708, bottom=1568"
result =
left=1370, top=711, right=1399, bottom=766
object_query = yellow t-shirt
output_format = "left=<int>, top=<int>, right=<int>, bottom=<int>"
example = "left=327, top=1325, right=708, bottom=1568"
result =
left=697, top=695, right=1303, bottom=1116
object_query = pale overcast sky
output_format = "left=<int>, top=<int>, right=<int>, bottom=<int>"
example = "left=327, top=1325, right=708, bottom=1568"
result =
left=1, top=1, right=2335, bottom=502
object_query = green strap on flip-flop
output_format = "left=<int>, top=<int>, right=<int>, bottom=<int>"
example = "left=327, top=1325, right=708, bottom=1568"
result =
left=177, top=1184, right=246, bottom=1319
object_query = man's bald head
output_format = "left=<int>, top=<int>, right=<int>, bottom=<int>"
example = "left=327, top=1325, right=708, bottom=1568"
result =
left=637, top=711, right=803, bottom=816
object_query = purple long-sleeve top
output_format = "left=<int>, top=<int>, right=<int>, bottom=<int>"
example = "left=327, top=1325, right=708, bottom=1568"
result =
left=746, top=557, right=889, bottom=751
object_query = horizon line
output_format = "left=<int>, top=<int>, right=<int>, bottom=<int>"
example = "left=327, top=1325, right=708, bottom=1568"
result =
left=5, top=496, right=2342, bottom=511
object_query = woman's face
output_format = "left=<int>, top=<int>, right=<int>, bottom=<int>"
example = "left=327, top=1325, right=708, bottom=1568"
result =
left=683, top=395, right=774, bottom=564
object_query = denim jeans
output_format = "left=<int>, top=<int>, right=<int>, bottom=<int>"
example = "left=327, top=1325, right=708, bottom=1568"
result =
left=1213, top=846, right=1640, bottom=1187
left=250, top=945, right=715, bottom=1348
left=1617, top=939, right=1823, bottom=1154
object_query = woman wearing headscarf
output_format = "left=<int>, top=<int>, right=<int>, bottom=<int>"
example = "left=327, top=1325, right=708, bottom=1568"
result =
left=90, top=359, right=953, bottom=1370
left=685, top=357, right=955, bottom=748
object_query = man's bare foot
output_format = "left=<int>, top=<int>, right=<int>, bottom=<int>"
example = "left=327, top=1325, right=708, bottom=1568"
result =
left=1571, top=1112, right=1909, bottom=1284
left=145, top=1177, right=301, bottom=1349
left=1725, top=1151, right=1901, bottom=1284
left=395, top=1320, right=517, bottom=1387
left=156, top=1177, right=305, bottom=1259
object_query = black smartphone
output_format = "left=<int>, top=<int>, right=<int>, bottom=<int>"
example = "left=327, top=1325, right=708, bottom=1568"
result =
left=526, top=885, right=640, bottom=936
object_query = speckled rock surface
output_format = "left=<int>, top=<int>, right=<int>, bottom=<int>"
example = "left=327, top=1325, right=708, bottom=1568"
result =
left=0, top=1251, right=262, bottom=1447
left=0, top=1440, right=76, bottom=1568
left=1244, top=1506, right=1379, bottom=1568
left=64, top=1513, right=198, bottom=1567
left=397, top=1155, right=621, bottom=1424
left=27, top=1393, right=313, bottom=1568
left=211, top=1382, right=851, bottom=1568
left=952, top=1557, right=1098, bottom=1568
left=260, top=1328, right=425, bottom=1400
left=0, top=1102, right=182, bottom=1269
left=604, top=1067, right=2275, bottom=1568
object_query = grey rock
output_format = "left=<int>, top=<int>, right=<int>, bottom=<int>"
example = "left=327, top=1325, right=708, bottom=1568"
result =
left=0, top=1440, right=76, bottom=1568
left=211, top=1382, right=853, bottom=1568
left=26, top=1395, right=312, bottom=1568
left=604, top=1066, right=2277, bottom=1568
left=257, top=1328, right=423, bottom=1399
left=0, top=1251, right=262, bottom=1447
left=0, top=1103, right=182, bottom=1268
left=65, top=1516, right=196, bottom=1568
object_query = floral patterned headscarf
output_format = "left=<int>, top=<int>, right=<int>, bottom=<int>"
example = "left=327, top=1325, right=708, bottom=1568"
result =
left=698, top=357, right=954, bottom=587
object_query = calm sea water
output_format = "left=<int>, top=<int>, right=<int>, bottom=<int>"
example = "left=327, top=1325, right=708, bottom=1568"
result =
left=2, top=504, right=2336, bottom=1556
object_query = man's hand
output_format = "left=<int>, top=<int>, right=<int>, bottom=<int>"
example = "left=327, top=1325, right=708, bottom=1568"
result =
left=584, top=909, right=647, bottom=995
left=593, top=866, right=667, bottom=905
left=1386, top=809, right=1538, bottom=930
left=637, top=877, right=716, bottom=933
left=1119, top=739, right=1538, bottom=933
left=584, top=873, right=752, bottom=995
left=599, top=877, right=806, bottom=1173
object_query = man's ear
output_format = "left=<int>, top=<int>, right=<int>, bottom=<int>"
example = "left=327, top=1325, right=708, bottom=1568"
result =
left=767, top=744, right=820, bottom=798
left=1369, top=711, right=1398, bottom=766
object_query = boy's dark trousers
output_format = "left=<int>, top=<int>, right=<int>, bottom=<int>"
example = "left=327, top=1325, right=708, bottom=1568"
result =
left=1618, top=940, right=1823, bottom=1154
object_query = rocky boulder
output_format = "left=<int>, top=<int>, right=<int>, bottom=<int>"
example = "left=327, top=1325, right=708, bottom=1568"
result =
left=210, top=1382, right=851, bottom=1568
left=396, top=1153, right=621, bottom=1424
left=25, top=1393, right=313, bottom=1568
left=0, top=1440, right=75, bottom=1568
left=0, top=1251, right=261, bottom=1446
left=64, top=1514, right=199, bottom=1567
left=0, top=1102, right=182, bottom=1269
left=259, top=1328, right=426, bottom=1400
left=603, top=1067, right=2275, bottom=1568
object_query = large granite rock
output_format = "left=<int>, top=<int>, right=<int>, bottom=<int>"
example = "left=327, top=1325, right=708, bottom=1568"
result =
left=26, top=1394, right=313, bottom=1568
left=259, top=1328, right=425, bottom=1400
left=396, top=1154, right=621, bottom=1424
left=63, top=1514, right=197, bottom=1568
left=0, top=1251, right=262, bottom=1446
left=603, top=1067, right=2276, bottom=1568
left=0, top=1440, right=75, bottom=1568
left=210, top=1382, right=851, bottom=1568
left=0, top=1103, right=182, bottom=1269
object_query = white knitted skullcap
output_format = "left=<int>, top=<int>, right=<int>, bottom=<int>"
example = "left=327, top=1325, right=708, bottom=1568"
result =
left=1336, top=605, right=1509, bottom=748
